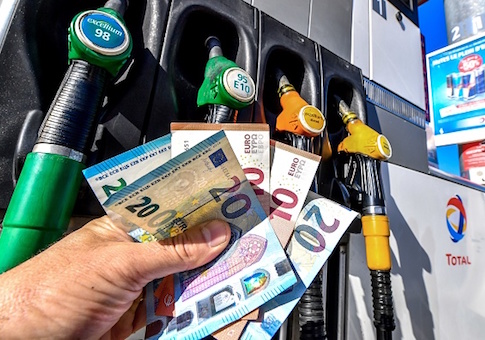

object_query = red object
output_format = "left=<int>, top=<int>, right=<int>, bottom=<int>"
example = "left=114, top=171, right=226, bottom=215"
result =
left=460, top=141, right=485, bottom=171
left=154, top=275, right=175, bottom=316
left=459, top=54, right=483, bottom=73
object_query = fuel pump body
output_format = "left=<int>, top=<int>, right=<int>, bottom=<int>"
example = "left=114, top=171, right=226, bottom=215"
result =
left=4, top=1, right=480, bottom=339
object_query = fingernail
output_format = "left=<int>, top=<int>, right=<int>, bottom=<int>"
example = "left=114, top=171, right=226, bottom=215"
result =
left=202, top=221, right=228, bottom=248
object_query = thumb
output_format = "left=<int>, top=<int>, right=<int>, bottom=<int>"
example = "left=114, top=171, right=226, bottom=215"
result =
left=132, top=220, right=231, bottom=282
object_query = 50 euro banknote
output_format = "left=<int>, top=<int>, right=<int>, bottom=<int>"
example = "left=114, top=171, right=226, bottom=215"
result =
left=92, top=131, right=296, bottom=339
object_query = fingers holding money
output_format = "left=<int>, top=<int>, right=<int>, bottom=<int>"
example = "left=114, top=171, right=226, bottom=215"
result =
left=133, top=219, right=231, bottom=281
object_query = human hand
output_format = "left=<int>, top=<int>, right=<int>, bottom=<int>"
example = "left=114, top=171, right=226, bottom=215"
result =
left=0, top=216, right=230, bottom=339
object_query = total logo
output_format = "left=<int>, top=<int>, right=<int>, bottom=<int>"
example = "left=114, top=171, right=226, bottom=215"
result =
left=445, top=195, right=471, bottom=266
left=446, top=195, right=467, bottom=243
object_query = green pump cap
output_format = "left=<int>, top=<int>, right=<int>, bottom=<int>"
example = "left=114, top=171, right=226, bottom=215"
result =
left=197, top=56, right=255, bottom=109
left=197, top=36, right=255, bottom=109
left=68, top=8, right=132, bottom=76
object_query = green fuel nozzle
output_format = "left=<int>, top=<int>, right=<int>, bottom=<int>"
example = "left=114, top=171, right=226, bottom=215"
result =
left=0, top=0, right=132, bottom=273
left=197, top=36, right=255, bottom=123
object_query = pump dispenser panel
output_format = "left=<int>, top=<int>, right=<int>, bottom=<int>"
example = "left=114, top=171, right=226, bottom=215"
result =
left=0, top=0, right=379, bottom=337
left=0, top=0, right=171, bottom=214
left=320, top=47, right=367, bottom=153
left=0, top=0, right=371, bottom=217
left=144, top=0, right=259, bottom=142
left=255, top=13, right=322, bottom=133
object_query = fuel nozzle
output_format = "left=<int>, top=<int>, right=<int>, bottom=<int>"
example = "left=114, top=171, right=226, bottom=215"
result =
left=275, top=73, right=327, bottom=338
left=335, top=96, right=392, bottom=161
left=335, top=96, right=395, bottom=337
left=334, top=95, right=389, bottom=212
left=0, top=0, right=132, bottom=272
left=197, top=36, right=255, bottom=123
left=276, top=74, right=325, bottom=138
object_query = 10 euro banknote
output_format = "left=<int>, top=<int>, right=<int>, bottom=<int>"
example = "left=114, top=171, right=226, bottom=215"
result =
left=171, top=123, right=270, bottom=215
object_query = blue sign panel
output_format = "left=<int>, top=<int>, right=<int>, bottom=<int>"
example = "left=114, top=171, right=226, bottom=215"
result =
left=427, top=33, right=485, bottom=146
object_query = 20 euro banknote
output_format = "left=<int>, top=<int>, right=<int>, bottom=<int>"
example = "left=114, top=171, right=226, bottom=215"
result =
left=82, top=135, right=174, bottom=334
left=99, top=131, right=296, bottom=339
left=241, top=193, right=359, bottom=340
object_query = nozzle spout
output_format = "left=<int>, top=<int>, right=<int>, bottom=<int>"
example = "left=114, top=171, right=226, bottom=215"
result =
left=278, top=74, right=290, bottom=89
left=103, top=0, right=128, bottom=16
left=334, top=95, right=351, bottom=118
left=334, top=95, right=358, bottom=125
left=276, top=70, right=295, bottom=97
left=205, top=36, right=223, bottom=59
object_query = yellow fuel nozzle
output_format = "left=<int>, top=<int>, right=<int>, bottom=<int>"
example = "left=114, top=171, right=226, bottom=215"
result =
left=275, top=75, right=326, bottom=138
left=336, top=97, right=392, bottom=161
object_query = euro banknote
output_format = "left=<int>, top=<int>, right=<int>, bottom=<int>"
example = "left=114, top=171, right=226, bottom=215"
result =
left=170, top=123, right=270, bottom=215
left=102, top=131, right=262, bottom=241
left=241, top=193, right=359, bottom=340
left=83, top=134, right=172, bottom=205
left=211, top=141, right=322, bottom=340
left=82, top=135, right=173, bottom=334
left=170, top=122, right=270, bottom=323
left=99, top=131, right=296, bottom=339
left=269, top=141, right=321, bottom=248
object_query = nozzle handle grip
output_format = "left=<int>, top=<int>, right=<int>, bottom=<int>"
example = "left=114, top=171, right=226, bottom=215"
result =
left=0, top=153, right=84, bottom=272
left=37, top=60, right=107, bottom=154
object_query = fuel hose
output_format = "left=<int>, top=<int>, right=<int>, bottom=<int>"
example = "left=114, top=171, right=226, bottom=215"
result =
left=0, top=0, right=132, bottom=272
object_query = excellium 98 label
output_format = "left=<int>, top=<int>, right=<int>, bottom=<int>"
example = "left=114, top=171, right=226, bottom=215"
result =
left=76, top=10, right=130, bottom=55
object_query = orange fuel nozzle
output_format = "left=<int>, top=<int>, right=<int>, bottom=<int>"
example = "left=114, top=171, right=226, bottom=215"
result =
left=275, top=75, right=325, bottom=138
left=336, top=97, right=392, bottom=161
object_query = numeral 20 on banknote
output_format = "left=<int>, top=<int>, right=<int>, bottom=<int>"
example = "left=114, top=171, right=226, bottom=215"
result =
left=122, top=175, right=253, bottom=237
left=293, top=203, right=339, bottom=252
